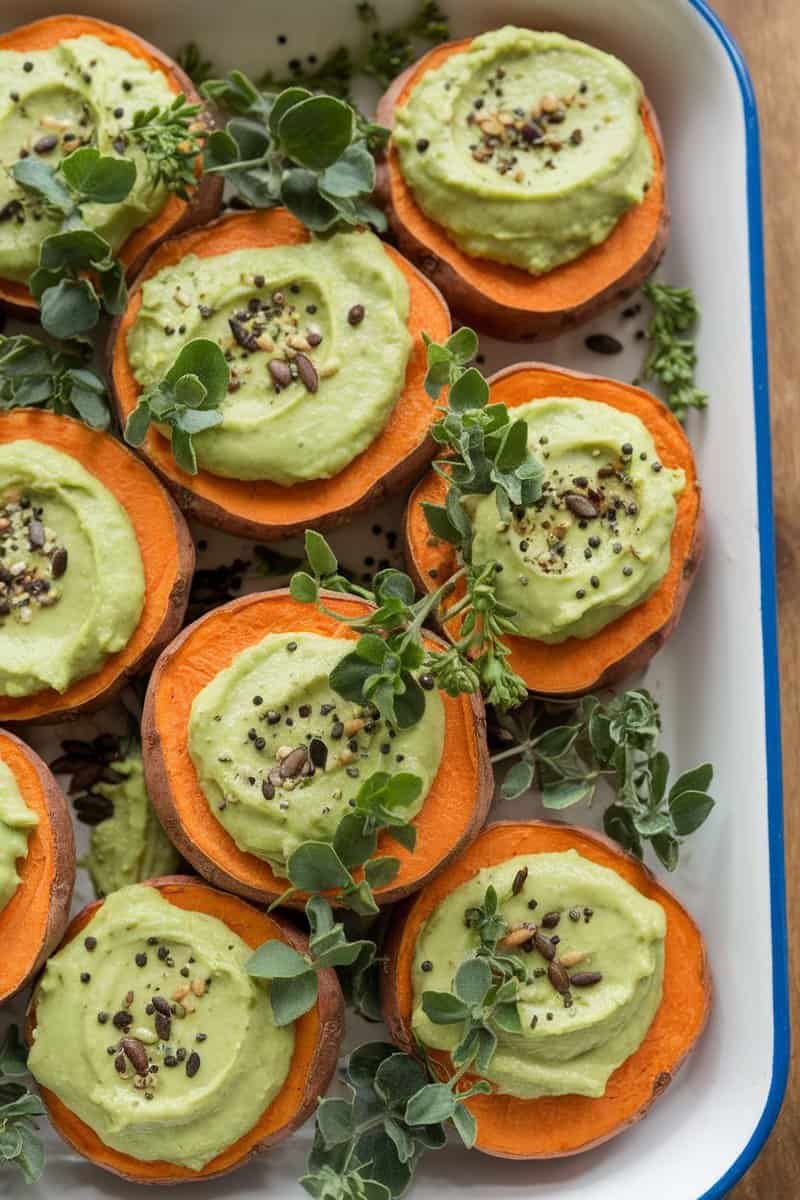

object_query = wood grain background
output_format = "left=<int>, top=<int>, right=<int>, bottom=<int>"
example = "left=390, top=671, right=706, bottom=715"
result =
left=712, top=1, right=799, bottom=1195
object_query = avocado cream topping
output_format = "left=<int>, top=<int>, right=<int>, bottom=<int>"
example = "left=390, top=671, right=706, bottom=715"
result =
left=27, top=884, right=293, bottom=1170
left=0, top=754, right=37, bottom=913
left=188, top=631, right=445, bottom=874
left=127, top=230, right=412, bottom=484
left=467, top=396, right=684, bottom=642
left=0, top=441, right=145, bottom=697
left=0, top=35, right=176, bottom=283
left=394, top=27, right=653, bottom=274
left=87, top=751, right=181, bottom=898
left=411, top=850, right=666, bottom=1099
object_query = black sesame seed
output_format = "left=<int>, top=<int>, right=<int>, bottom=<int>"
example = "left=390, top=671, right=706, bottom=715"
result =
left=157, top=946, right=170, bottom=961
left=590, top=575, right=600, bottom=589
left=135, top=953, right=147, bottom=968
left=421, top=960, right=433, bottom=972
left=80, top=972, right=90, bottom=983
left=416, top=138, right=430, bottom=152
left=623, top=565, right=634, bottom=577
left=84, top=936, right=97, bottom=951
left=576, top=588, right=586, bottom=599
left=287, top=642, right=298, bottom=652
left=23, top=61, right=33, bottom=72
left=97, top=1011, right=109, bottom=1024
left=347, top=304, right=365, bottom=326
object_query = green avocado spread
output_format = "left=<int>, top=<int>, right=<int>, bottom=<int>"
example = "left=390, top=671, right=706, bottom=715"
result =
left=0, top=35, right=176, bottom=283
left=127, top=230, right=412, bottom=484
left=393, top=27, right=653, bottom=274
left=0, top=755, right=37, bottom=913
left=188, top=631, right=445, bottom=874
left=87, top=751, right=181, bottom=898
left=0, top=441, right=145, bottom=697
left=27, top=884, right=294, bottom=1170
left=412, top=850, right=666, bottom=1099
left=467, top=397, right=684, bottom=642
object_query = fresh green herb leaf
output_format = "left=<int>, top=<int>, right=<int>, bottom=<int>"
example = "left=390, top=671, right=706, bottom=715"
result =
left=126, top=93, right=204, bottom=198
left=641, top=280, right=708, bottom=420
left=123, top=338, right=229, bottom=474
left=491, top=689, right=716, bottom=869
left=0, top=335, right=109, bottom=429
left=0, top=1027, right=45, bottom=1184
left=201, top=77, right=386, bottom=232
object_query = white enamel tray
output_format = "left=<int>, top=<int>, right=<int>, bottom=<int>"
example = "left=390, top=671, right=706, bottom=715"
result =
left=0, top=2, right=787, bottom=1198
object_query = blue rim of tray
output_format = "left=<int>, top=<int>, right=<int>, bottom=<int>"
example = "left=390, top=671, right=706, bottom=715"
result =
left=687, top=1, right=790, bottom=1196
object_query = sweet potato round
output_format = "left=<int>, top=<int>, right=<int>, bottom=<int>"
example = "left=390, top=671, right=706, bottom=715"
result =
left=375, top=38, right=668, bottom=341
left=141, top=588, right=493, bottom=907
left=24, top=874, right=344, bottom=1184
left=381, top=819, right=711, bottom=1158
left=0, top=728, right=74, bottom=1004
left=0, top=410, right=195, bottom=725
left=404, top=362, right=703, bottom=697
left=109, top=208, right=451, bottom=540
left=0, top=13, right=222, bottom=321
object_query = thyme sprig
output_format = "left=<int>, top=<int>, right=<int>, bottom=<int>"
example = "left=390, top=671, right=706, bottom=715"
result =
left=493, top=689, right=715, bottom=870
left=174, top=42, right=216, bottom=87
left=641, top=280, right=708, bottom=420
left=0, top=334, right=109, bottom=429
left=126, top=94, right=205, bottom=198
left=0, top=1026, right=45, bottom=1185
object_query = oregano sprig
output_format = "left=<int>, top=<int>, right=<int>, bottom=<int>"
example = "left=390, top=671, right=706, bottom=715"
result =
left=301, top=1039, right=480, bottom=1200
left=493, top=689, right=715, bottom=870
left=202, top=78, right=387, bottom=231
left=641, top=280, right=708, bottom=421
left=247, top=895, right=374, bottom=1025
left=12, top=146, right=136, bottom=338
left=0, top=1026, right=45, bottom=1185
left=123, top=338, right=229, bottom=474
left=0, top=334, right=110, bottom=429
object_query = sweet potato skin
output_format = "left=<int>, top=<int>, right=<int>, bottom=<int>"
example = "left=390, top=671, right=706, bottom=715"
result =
left=380, top=819, right=712, bottom=1159
left=141, top=588, right=493, bottom=908
left=375, top=45, right=669, bottom=341
left=24, top=875, right=344, bottom=1184
left=403, top=361, right=703, bottom=698
left=0, top=729, right=75, bottom=1004
left=0, top=13, right=223, bottom=322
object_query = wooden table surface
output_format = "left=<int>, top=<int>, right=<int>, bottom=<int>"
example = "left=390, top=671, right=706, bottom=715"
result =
left=710, top=1, right=799, bottom=1195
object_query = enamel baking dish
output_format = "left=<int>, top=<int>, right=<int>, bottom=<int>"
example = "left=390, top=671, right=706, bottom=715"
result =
left=0, top=2, right=786, bottom=1198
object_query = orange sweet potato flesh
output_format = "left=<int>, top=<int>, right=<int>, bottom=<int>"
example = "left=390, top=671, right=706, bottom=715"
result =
left=405, top=363, right=703, bottom=696
left=0, top=14, right=222, bottom=320
left=25, top=875, right=344, bottom=1184
left=110, top=208, right=452, bottom=540
left=0, top=410, right=194, bottom=724
left=142, top=589, right=493, bottom=907
left=381, top=820, right=711, bottom=1158
left=376, top=38, right=668, bottom=340
left=0, top=728, right=74, bottom=1003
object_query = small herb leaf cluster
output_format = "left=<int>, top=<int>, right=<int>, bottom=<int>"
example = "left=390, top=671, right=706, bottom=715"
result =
left=0, top=1026, right=45, bottom=1185
left=494, top=689, right=715, bottom=870
left=422, top=957, right=522, bottom=1074
left=301, top=1038, right=475, bottom=1200
left=126, top=93, right=204, bottom=198
left=13, top=147, right=136, bottom=339
left=202, top=77, right=386, bottom=231
left=123, top=338, right=229, bottom=474
left=0, top=334, right=109, bottom=429
left=247, top=896, right=374, bottom=1025
left=641, top=280, right=708, bottom=421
